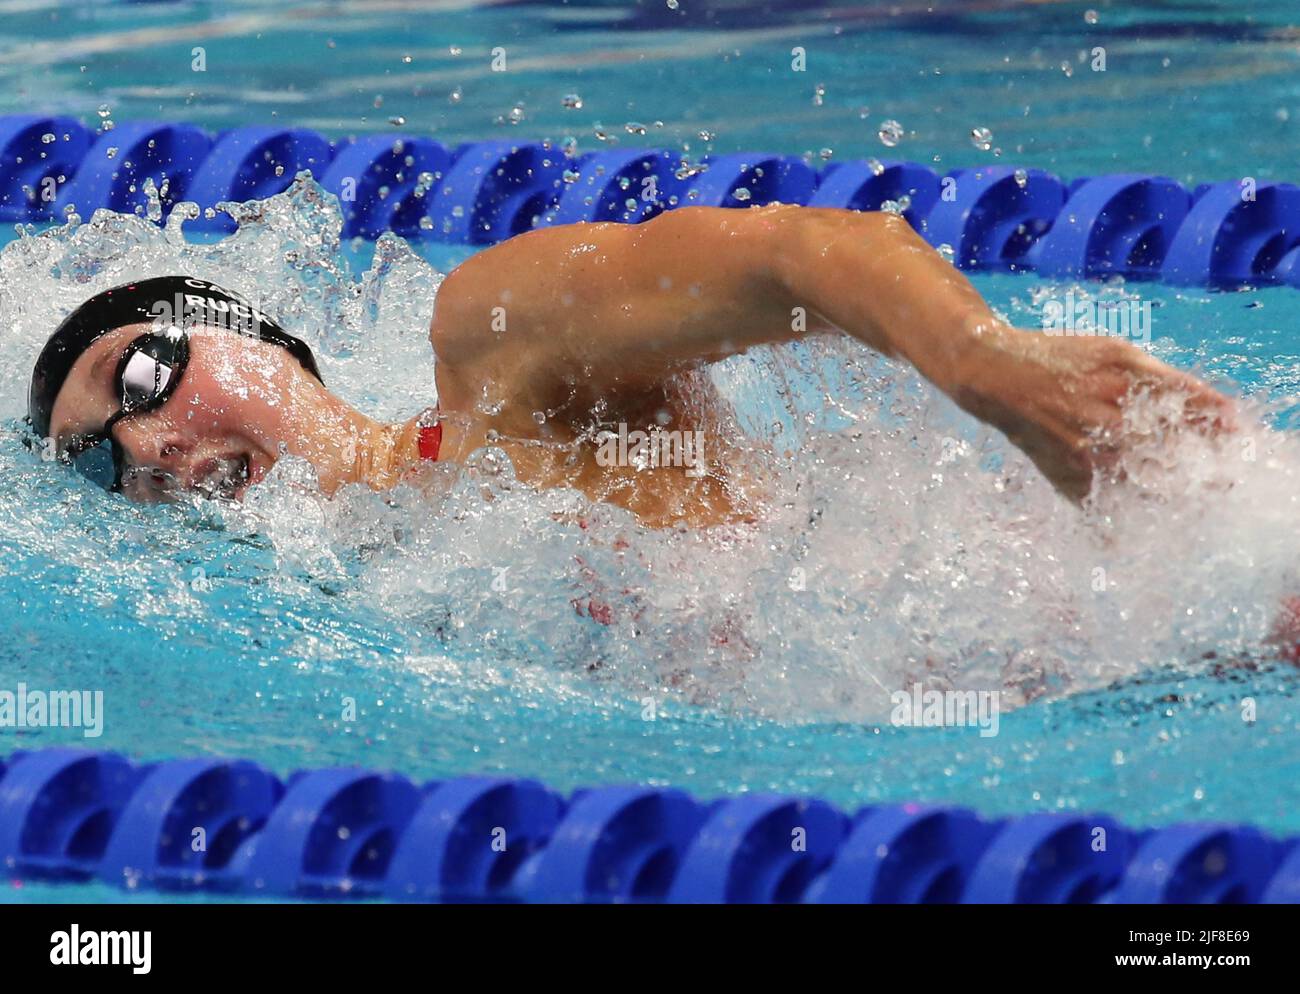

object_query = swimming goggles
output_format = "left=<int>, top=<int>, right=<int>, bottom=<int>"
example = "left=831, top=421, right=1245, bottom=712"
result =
left=61, top=326, right=192, bottom=492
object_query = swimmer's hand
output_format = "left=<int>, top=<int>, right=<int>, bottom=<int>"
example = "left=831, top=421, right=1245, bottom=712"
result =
left=953, top=326, right=1234, bottom=501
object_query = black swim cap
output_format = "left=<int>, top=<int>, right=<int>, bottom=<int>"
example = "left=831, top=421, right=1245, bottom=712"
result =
left=28, top=275, right=323, bottom=439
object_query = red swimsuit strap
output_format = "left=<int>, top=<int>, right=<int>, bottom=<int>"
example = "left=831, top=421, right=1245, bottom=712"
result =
left=417, top=420, right=442, bottom=462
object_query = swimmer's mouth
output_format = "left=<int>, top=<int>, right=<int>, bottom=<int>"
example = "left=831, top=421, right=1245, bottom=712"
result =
left=194, top=454, right=251, bottom=500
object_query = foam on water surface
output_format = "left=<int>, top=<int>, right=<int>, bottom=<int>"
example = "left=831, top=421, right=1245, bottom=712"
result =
left=1, top=178, right=1298, bottom=856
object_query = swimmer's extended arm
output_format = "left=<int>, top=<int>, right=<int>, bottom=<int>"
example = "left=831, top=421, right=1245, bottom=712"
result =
left=430, top=204, right=1231, bottom=500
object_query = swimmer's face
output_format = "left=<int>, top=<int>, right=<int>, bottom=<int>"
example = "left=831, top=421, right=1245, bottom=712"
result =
left=48, top=324, right=321, bottom=503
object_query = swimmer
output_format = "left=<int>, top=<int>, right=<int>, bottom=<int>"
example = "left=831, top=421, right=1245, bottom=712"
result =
left=30, top=205, right=1232, bottom=523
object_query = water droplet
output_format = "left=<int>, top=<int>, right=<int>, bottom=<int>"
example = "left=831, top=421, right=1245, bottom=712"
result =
left=40, top=133, right=55, bottom=145
left=388, top=116, right=406, bottom=126
left=818, top=147, right=833, bottom=161
left=1084, top=8, right=1099, bottom=24
left=507, top=106, right=525, bottom=125
left=732, top=187, right=752, bottom=202
left=1060, top=61, right=1073, bottom=77
left=449, top=45, right=462, bottom=56
left=1013, top=168, right=1028, bottom=188
left=970, top=126, right=993, bottom=151
left=97, top=104, right=111, bottom=119
left=667, top=0, right=679, bottom=9
left=448, top=86, right=463, bottom=104
left=813, top=83, right=826, bottom=106
left=141, top=177, right=164, bottom=223
left=562, top=168, right=581, bottom=184
left=625, top=122, right=647, bottom=136
left=936, top=243, right=955, bottom=264
left=402, top=54, right=413, bottom=64
left=697, top=129, right=715, bottom=142
left=562, top=93, right=583, bottom=110
left=866, top=157, right=885, bottom=176
left=877, top=119, right=904, bottom=147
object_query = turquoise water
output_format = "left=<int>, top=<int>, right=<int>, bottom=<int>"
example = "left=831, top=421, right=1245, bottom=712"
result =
left=4, top=1, right=1300, bottom=903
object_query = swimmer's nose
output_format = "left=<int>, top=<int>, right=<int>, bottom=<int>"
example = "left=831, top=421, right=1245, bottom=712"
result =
left=112, top=418, right=191, bottom=471
left=111, top=419, right=192, bottom=499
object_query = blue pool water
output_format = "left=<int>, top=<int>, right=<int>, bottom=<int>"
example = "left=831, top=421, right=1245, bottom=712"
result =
left=4, top=2, right=1300, bottom=902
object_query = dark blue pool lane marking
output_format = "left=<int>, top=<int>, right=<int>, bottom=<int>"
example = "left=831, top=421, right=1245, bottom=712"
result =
left=0, top=747, right=1293, bottom=903
left=3, top=113, right=1299, bottom=291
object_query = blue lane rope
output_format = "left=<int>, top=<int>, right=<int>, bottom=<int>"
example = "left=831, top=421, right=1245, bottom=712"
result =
left=2, top=114, right=1297, bottom=289
left=0, top=748, right=1294, bottom=902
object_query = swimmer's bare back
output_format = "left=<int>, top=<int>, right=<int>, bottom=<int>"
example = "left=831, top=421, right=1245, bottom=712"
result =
left=428, top=204, right=1233, bottom=526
